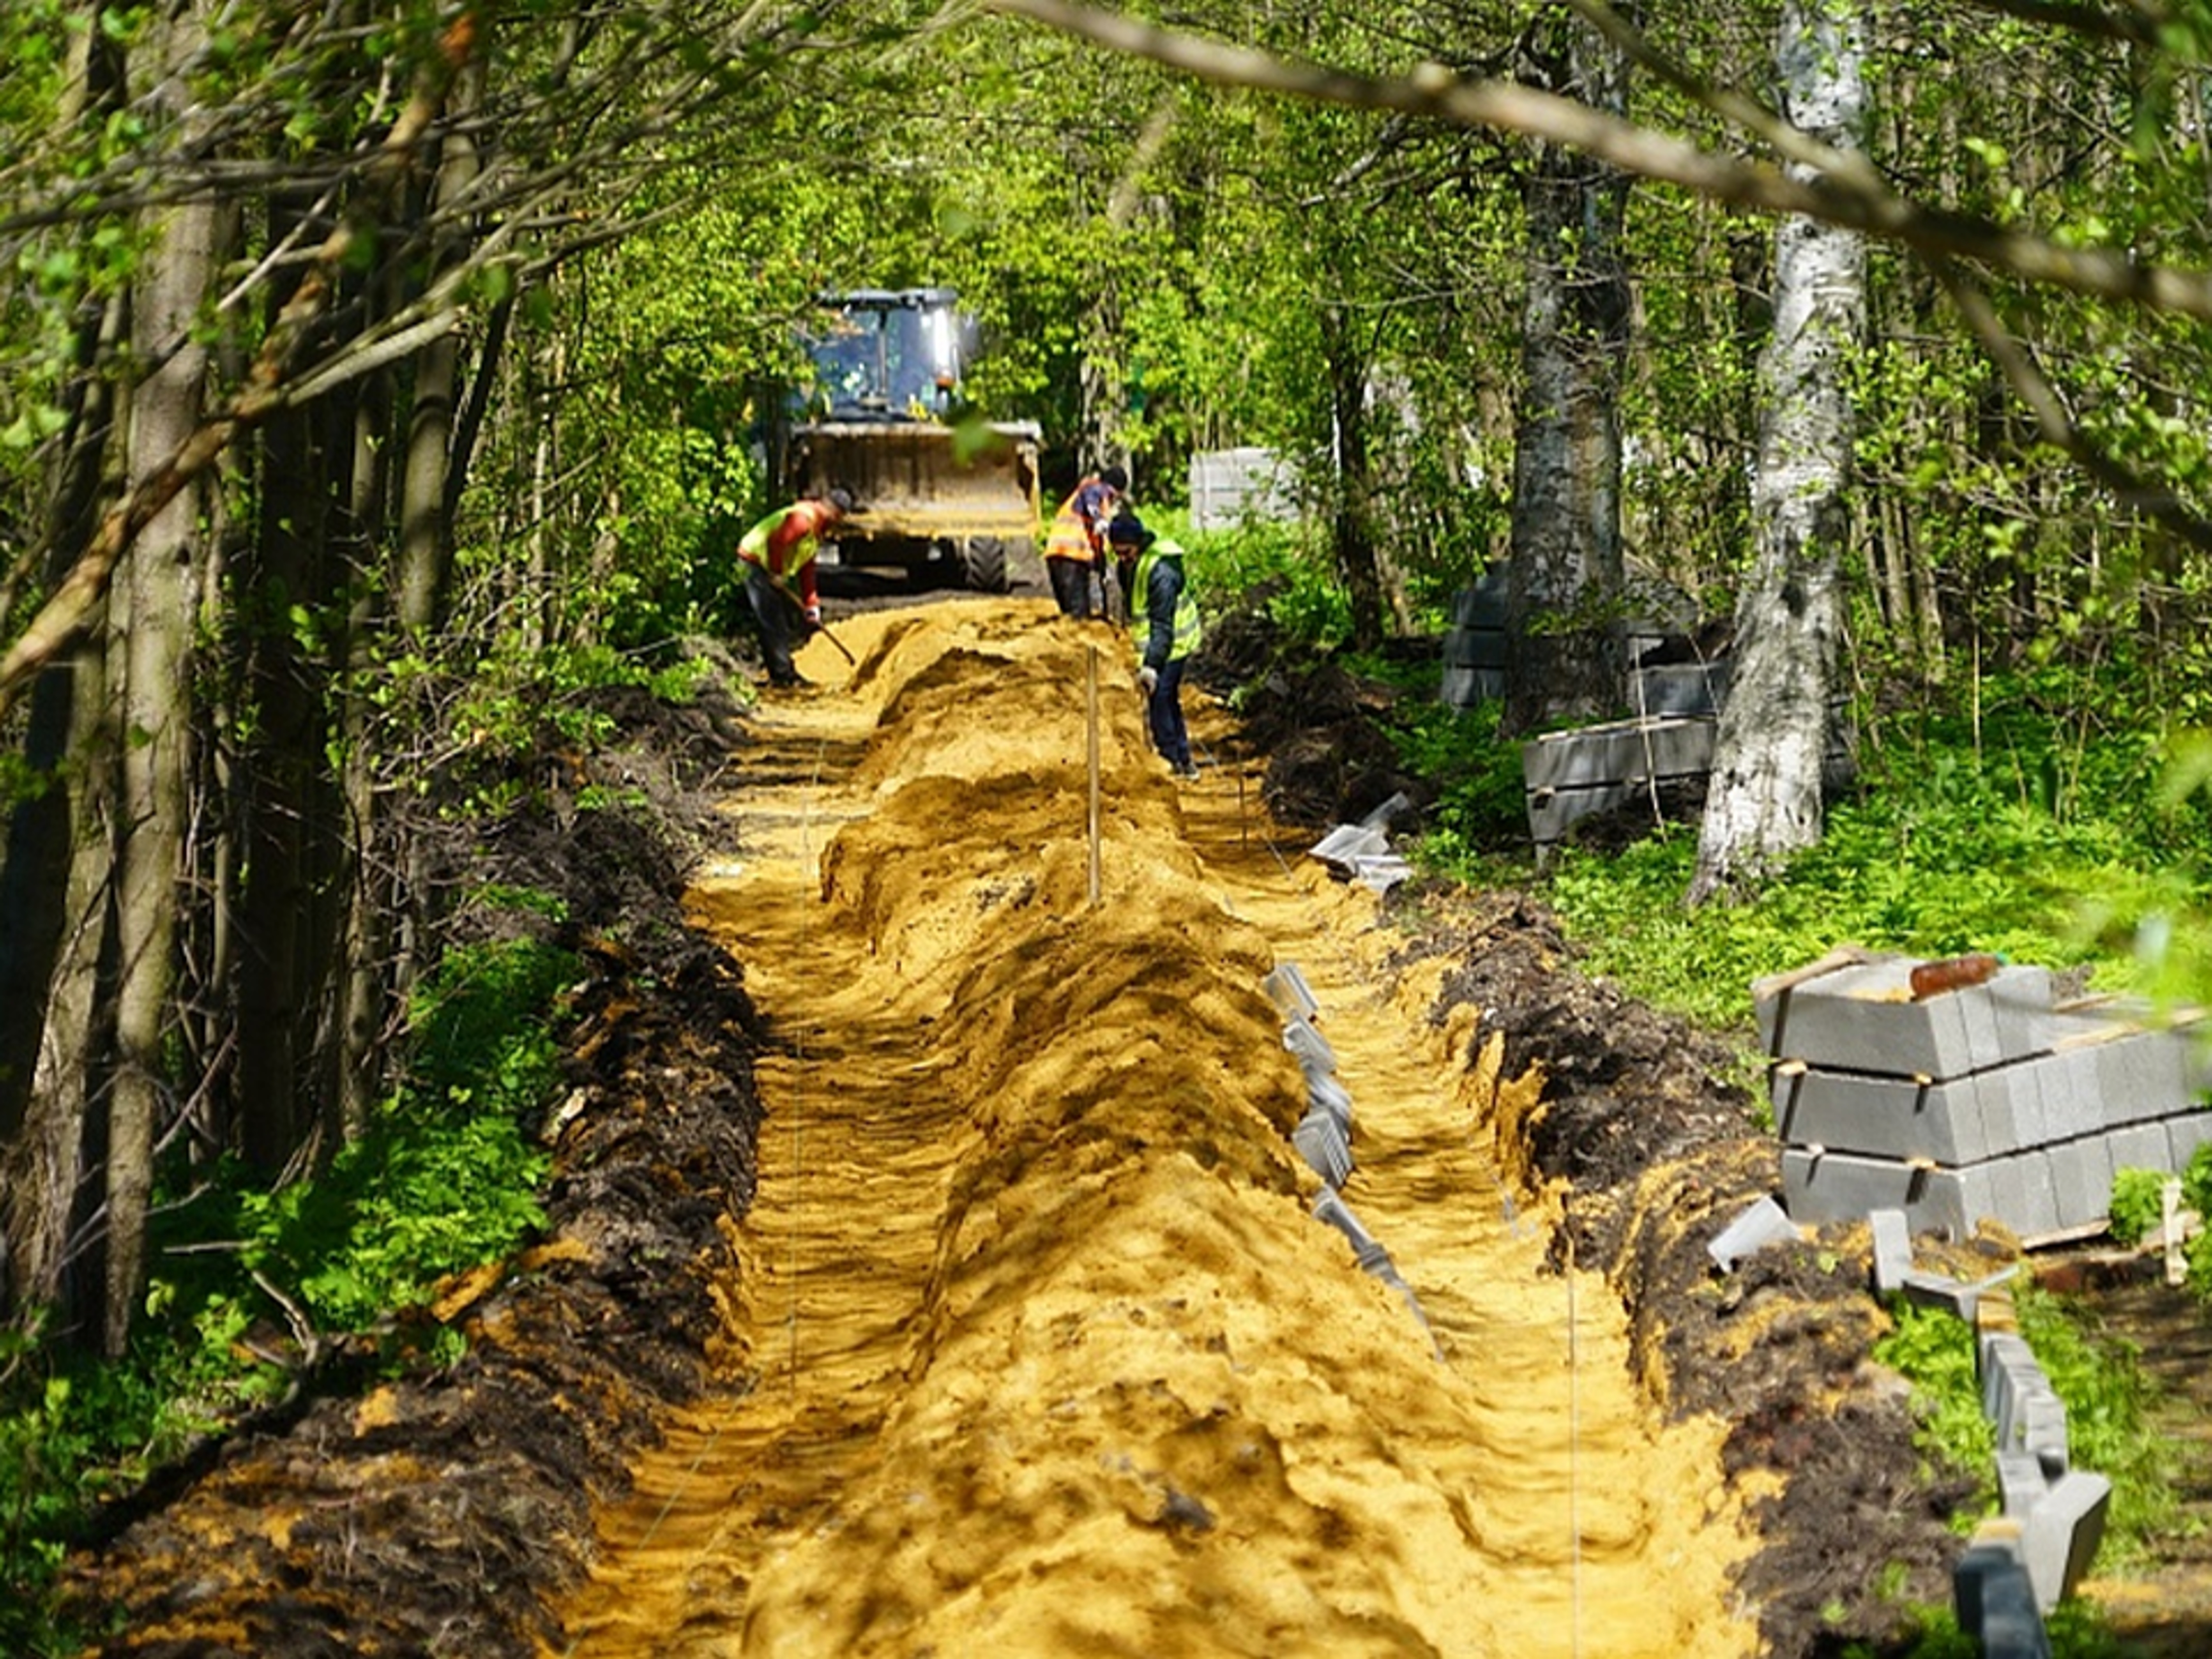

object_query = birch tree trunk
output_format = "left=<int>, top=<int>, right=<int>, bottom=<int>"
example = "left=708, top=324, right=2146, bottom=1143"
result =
left=1505, top=14, right=1632, bottom=734
left=1688, top=0, right=1868, bottom=906
left=106, top=0, right=222, bottom=1355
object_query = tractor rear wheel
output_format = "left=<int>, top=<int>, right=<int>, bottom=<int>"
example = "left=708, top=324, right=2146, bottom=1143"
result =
left=961, top=536, right=1009, bottom=593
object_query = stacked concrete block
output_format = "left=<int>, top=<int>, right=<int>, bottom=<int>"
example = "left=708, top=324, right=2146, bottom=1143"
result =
left=1438, top=573, right=1508, bottom=710
left=1761, top=950, right=2212, bottom=1242
left=1953, top=1523, right=2054, bottom=1659
left=1522, top=716, right=1718, bottom=851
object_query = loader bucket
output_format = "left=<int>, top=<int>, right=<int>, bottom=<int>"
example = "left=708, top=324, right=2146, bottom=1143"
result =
left=792, top=417, right=1042, bottom=593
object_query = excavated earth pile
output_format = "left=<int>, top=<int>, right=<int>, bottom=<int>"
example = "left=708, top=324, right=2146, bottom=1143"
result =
left=67, top=595, right=2006, bottom=1658
left=550, top=600, right=1758, bottom=1658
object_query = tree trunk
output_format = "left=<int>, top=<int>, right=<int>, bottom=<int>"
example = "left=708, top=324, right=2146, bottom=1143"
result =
left=234, top=247, right=329, bottom=1174
left=1322, top=302, right=1386, bottom=651
left=1505, top=14, right=1632, bottom=735
left=396, top=55, right=485, bottom=638
left=106, top=0, right=221, bottom=1355
left=0, top=4, right=126, bottom=1337
left=1688, top=0, right=1868, bottom=906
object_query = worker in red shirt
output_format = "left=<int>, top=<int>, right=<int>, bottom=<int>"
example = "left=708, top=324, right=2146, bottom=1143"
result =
left=1043, top=464, right=1126, bottom=618
left=737, top=486, right=850, bottom=686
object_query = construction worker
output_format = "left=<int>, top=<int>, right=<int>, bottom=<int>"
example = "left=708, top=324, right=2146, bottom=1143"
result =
left=1043, top=463, right=1126, bottom=619
left=1107, top=509, right=1202, bottom=778
left=737, top=486, right=850, bottom=687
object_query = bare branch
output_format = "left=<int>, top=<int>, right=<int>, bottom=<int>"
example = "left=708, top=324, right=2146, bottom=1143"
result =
left=985, top=0, right=2212, bottom=322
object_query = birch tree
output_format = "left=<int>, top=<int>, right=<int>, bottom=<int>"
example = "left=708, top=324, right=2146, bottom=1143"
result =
left=1687, top=0, right=1867, bottom=905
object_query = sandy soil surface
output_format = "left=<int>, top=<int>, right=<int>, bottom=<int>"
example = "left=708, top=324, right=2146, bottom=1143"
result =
left=549, top=601, right=1757, bottom=1657
left=63, top=585, right=2212, bottom=1658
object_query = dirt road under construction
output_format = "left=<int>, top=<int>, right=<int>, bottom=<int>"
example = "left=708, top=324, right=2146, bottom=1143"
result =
left=546, top=598, right=1760, bottom=1657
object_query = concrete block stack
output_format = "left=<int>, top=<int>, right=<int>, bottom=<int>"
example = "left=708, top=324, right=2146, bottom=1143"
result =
left=1521, top=716, right=1718, bottom=852
left=1758, top=950, right=2212, bottom=1243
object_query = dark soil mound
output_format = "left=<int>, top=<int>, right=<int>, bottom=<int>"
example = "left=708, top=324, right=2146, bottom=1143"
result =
left=68, top=669, right=770, bottom=1657
left=1194, top=591, right=1426, bottom=830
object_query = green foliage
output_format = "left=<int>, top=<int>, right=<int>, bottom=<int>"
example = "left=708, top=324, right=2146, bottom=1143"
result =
left=1872, top=1301, right=1996, bottom=1488
left=1874, top=1287, right=2178, bottom=1568
left=1176, top=514, right=1351, bottom=650
left=1395, top=678, right=2212, bottom=1032
left=2105, top=1166, right=2172, bottom=1249
left=0, top=932, right=571, bottom=1646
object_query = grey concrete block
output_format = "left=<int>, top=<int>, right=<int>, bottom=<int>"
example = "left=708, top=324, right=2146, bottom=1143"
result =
left=1283, top=1017, right=1337, bottom=1077
left=1708, top=1195, right=1803, bottom=1273
left=1293, top=1111, right=1354, bottom=1187
left=1986, top=1348, right=2043, bottom=1445
left=1307, top=1070, right=1353, bottom=1130
left=2166, top=1107, right=2212, bottom=1174
left=1788, top=1145, right=2089, bottom=1240
left=2047, top=1047, right=2110, bottom=1143
left=1313, top=1187, right=1379, bottom=1256
left=1954, top=1527, right=2053, bottom=1657
left=1782, top=1146, right=1921, bottom=1226
left=1772, top=958, right=2056, bottom=1080
left=1984, top=1343, right=2068, bottom=1475
left=1978, top=1332, right=2036, bottom=1418
left=2044, top=1135, right=2116, bottom=1232
left=1988, top=965, right=2060, bottom=1055
left=2010, top=1152, right=2063, bottom=1239
left=1779, top=1065, right=1989, bottom=1164
left=1309, top=823, right=1388, bottom=871
left=1521, top=717, right=1717, bottom=792
left=1994, top=1449, right=2052, bottom=1519
left=2104, top=1121, right=2170, bottom=1183
left=1263, top=962, right=1319, bottom=1023
left=1975, top=1063, right=2037, bottom=1157
left=2021, top=1470, right=2111, bottom=1614
left=2096, top=1028, right=2182, bottom=1128
left=1869, top=1208, right=1914, bottom=1294
left=1899, top=1264, right=2017, bottom=1323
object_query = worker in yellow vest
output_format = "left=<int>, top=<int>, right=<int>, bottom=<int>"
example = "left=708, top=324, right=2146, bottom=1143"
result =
left=737, top=486, right=849, bottom=687
left=1106, top=509, right=1201, bottom=779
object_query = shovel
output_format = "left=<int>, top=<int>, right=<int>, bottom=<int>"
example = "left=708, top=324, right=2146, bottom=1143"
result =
left=763, top=566, right=856, bottom=666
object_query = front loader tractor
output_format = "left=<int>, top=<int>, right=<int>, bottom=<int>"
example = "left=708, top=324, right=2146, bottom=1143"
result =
left=774, top=289, right=1041, bottom=593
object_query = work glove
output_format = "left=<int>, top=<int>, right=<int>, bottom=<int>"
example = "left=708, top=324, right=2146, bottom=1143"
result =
left=1137, top=665, right=1159, bottom=694
left=803, top=604, right=822, bottom=627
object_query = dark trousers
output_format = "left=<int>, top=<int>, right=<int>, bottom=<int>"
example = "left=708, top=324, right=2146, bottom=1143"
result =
left=1047, top=556, right=1094, bottom=618
left=744, top=563, right=806, bottom=685
left=1147, top=656, right=1192, bottom=771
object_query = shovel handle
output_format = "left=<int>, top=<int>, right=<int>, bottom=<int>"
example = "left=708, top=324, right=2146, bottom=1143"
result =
left=762, top=564, right=856, bottom=665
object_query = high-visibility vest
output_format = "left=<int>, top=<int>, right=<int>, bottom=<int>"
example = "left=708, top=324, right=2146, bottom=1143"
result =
left=739, top=502, right=828, bottom=575
left=1045, top=478, right=1114, bottom=562
left=1130, top=539, right=1201, bottom=663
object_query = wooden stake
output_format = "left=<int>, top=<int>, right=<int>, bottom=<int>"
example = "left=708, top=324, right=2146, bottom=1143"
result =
left=1087, top=644, right=1101, bottom=906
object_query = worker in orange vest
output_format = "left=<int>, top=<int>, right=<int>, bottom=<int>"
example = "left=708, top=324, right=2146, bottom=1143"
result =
left=1043, top=464, right=1126, bottom=619
left=737, top=486, right=850, bottom=687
